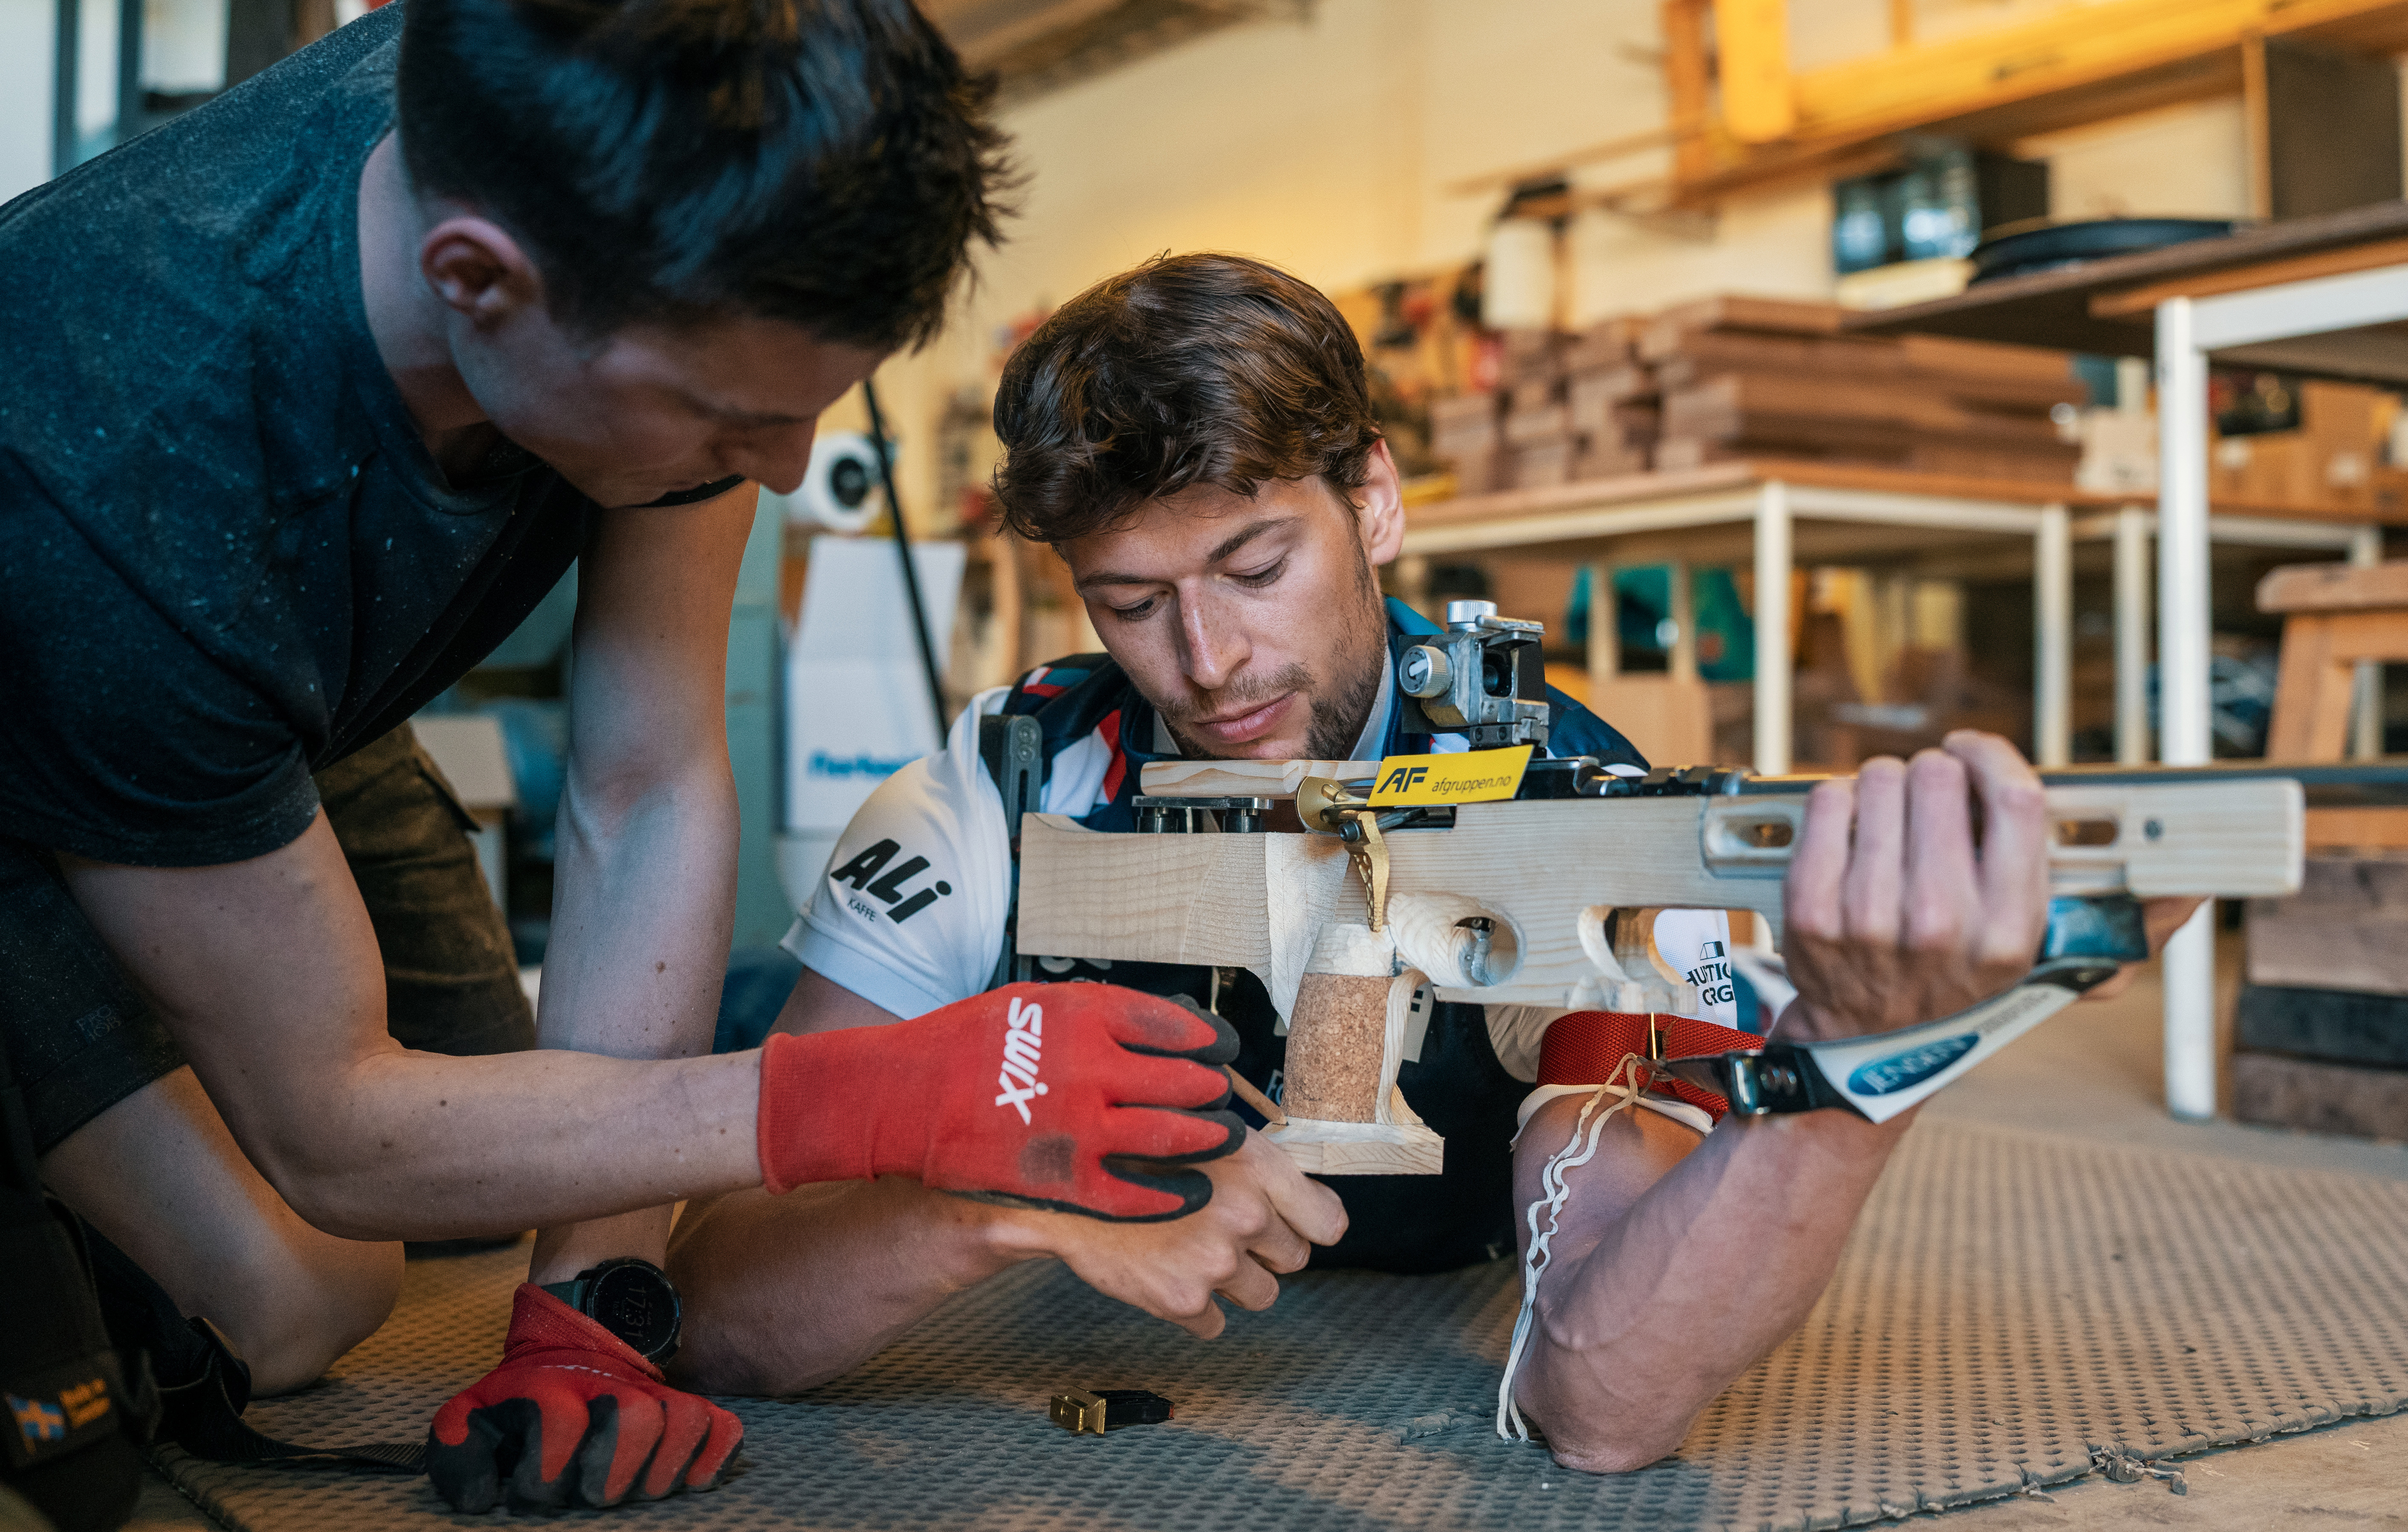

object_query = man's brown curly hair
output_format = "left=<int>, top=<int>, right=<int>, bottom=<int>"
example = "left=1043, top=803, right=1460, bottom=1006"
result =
left=991, top=253, right=1382, bottom=543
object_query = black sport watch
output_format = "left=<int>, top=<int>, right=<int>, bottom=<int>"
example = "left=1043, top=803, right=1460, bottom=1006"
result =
left=540, top=1257, right=682, bottom=1365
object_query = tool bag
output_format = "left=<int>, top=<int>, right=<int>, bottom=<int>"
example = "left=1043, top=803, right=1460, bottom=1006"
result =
left=0, top=1051, right=148, bottom=1532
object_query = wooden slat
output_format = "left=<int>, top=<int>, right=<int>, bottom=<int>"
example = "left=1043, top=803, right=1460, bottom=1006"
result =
left=1638, top=295, right=1846, bottom=360
left=1896, top=334, right=2084, bottom=386
left=2258, top=559, right=2408, bottom=613
left=2091, top=236, right=2408, bottom=318
left=2235, top=1050, right=2408, bottom=1139
left=1660, top=373, right=2067, bottom=443
left=2269, top=614, right=2359, bottom=761
left=2247, top=855, right=2408, bottom=989
left=1015, top=815, right=1273, bottom=966
left=1718, top=0, right=1797, bottom=144
left=2303, top=807, right=2408, bottom=848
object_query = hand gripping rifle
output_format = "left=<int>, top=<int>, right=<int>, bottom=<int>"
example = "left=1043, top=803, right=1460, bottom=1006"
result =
left=1014, top=602, right=2408, bottom=1172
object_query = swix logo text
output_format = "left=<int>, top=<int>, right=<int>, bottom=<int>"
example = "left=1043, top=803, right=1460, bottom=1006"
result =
left=995, top=996, right=1048, bottom=1123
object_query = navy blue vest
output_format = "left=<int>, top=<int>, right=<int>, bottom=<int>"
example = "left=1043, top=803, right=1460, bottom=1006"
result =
left=989, top=601, right=1645, bottom=1273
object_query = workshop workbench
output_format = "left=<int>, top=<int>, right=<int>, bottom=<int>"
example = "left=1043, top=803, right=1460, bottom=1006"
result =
left=1402, top=457, right=2380, bottom=775
left=1853, top=208, right=2408, bottom=1121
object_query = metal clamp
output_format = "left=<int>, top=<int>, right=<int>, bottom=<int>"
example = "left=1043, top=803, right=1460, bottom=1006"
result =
left=1297, top=776, right=1391, bottom=932
left=1132, top=796, right=1273, bottom=834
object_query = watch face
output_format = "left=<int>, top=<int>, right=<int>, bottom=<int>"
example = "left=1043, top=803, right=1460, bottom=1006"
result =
left=587, top=1261, right=681, bottom=1362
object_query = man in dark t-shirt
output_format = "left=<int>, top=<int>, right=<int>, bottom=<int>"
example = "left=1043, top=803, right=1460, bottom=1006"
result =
left=0, top=0, right=1253, bottom=1512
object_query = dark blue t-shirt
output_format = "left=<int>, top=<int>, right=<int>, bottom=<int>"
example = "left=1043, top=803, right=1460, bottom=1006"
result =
left=0, top=5, right=592, bottom=867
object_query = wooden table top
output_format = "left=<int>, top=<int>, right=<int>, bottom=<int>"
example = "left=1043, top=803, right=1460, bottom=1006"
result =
left=1404, top=458, right=2407, bottom=534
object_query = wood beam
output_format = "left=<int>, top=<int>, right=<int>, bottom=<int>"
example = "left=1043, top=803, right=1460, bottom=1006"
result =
left=1716, top=0, right=1797, bottom=144
left=1671, top=0, right=2408, bottom=204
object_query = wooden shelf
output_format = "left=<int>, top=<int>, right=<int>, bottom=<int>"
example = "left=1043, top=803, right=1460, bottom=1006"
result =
left=1843, top=202, right=2408, bottom=364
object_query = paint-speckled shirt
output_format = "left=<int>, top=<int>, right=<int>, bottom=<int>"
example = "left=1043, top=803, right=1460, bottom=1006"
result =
left=0, top=5, right=590, bottom=867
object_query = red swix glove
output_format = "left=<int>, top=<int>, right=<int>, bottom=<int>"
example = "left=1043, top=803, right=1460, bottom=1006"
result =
left=757, top=981, right=1243, bottom=1221
left=426, top=1285, right=741, bottom=1515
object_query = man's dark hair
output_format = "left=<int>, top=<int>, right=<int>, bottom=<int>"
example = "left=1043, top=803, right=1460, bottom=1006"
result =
left=992, top=253, right=1382, bottom=543
left=398, top=0, right=1009, bottom=345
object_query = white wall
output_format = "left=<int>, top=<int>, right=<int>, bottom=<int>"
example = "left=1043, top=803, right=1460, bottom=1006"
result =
left=0, top=0, right=54, bottom=202
left=76, top=0, right=115, bottom=140
left=145, top=0, right=227, bottom=95
left=2017, top=98, right=2253, bottom=221
left=961, top=0, right=1685, bottom=331
left=863, top=0, right=2272, bottom=518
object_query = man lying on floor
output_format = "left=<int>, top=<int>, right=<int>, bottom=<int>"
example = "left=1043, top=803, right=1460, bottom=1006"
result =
left=665, top=252, right=2180, bottom=1473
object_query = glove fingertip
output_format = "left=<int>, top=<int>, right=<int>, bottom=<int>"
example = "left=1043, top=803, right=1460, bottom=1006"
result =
left=1116, top=993, right=1241, bottom=1065
left=1116, top=1106, right=1245, bottom=1166
left=687, top=1408, right=744, bottom=1490
left=428, top=1396, right=475, bottom=1447
left=424, top=1427, right=500, bottom=1515
left=1156, top=994, right=1244, bottom=1064
left=1097, top=1160, right=1214, bottom=1222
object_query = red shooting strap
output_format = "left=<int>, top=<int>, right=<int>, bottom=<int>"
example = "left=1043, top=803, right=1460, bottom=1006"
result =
left=1537, top=1010, right=1767, bottom=1123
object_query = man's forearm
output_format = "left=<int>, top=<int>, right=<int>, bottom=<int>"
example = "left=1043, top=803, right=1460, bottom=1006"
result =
left=668, top=1179, right=1026, bottom=1394
left=534, top=772, right=740, bottom=1280
left=243, top=1046, right=765, bottom=1242
left=1514, top=1101, right=1912, bottom=1472
left=63, top=815, right=762, bottom=1243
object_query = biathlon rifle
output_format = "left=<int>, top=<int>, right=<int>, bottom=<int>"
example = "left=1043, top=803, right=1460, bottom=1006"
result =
left=1012, top=602, right=2408, bottom=1156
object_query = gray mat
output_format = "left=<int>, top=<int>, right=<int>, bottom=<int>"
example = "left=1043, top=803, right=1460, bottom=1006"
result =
left=158, top=1118, right=2408, bottom=1530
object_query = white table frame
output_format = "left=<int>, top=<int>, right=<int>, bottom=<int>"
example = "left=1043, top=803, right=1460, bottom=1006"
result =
left=1403, top=478, right=2374, bottom=786
left=1401, top=478, right=2054, bottom=775
left=2154, top=265, right=2408, bottom=1120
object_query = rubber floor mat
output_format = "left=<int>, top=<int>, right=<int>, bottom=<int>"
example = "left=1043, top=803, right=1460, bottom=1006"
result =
left=155, top=1118, right=2408, bottom=1530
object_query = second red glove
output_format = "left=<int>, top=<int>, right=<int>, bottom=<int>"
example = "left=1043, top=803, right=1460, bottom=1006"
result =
left=426, top=1285, right=741, bottom=1514
left=756, top=981, right=1241, bottom=1220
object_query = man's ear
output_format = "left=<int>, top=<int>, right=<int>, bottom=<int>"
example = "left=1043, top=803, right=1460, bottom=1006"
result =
left=420, top=215, right=545, bottom=331
left=1355, top=438, right=1406, bottom=566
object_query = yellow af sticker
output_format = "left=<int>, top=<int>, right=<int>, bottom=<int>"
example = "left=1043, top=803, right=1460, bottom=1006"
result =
left=1366, top=746, right=1532, bottom=806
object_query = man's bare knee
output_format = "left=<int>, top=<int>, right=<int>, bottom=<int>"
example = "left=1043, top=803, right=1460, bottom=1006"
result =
left=217, top=1235, right=402, bottom=1395
left=41, top=1067, right=403, bottom=1394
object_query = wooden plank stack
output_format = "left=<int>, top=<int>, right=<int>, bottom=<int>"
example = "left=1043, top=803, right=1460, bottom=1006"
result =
left=1646, top=297, right=2082, bottom=481
left=2238, top=855, right=2408, bottom=1140
left=2233, top=559, right=2408, bottom=1140
left=1424, top=295, right=2085, bottom=493
left=1428, top=319, right=1658, bottom=495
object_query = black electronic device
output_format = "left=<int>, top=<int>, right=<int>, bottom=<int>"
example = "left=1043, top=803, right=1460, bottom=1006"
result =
left=539, top=1257, right=682, bottom=1365
left=1832, top=147, right=2049, bottom=275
